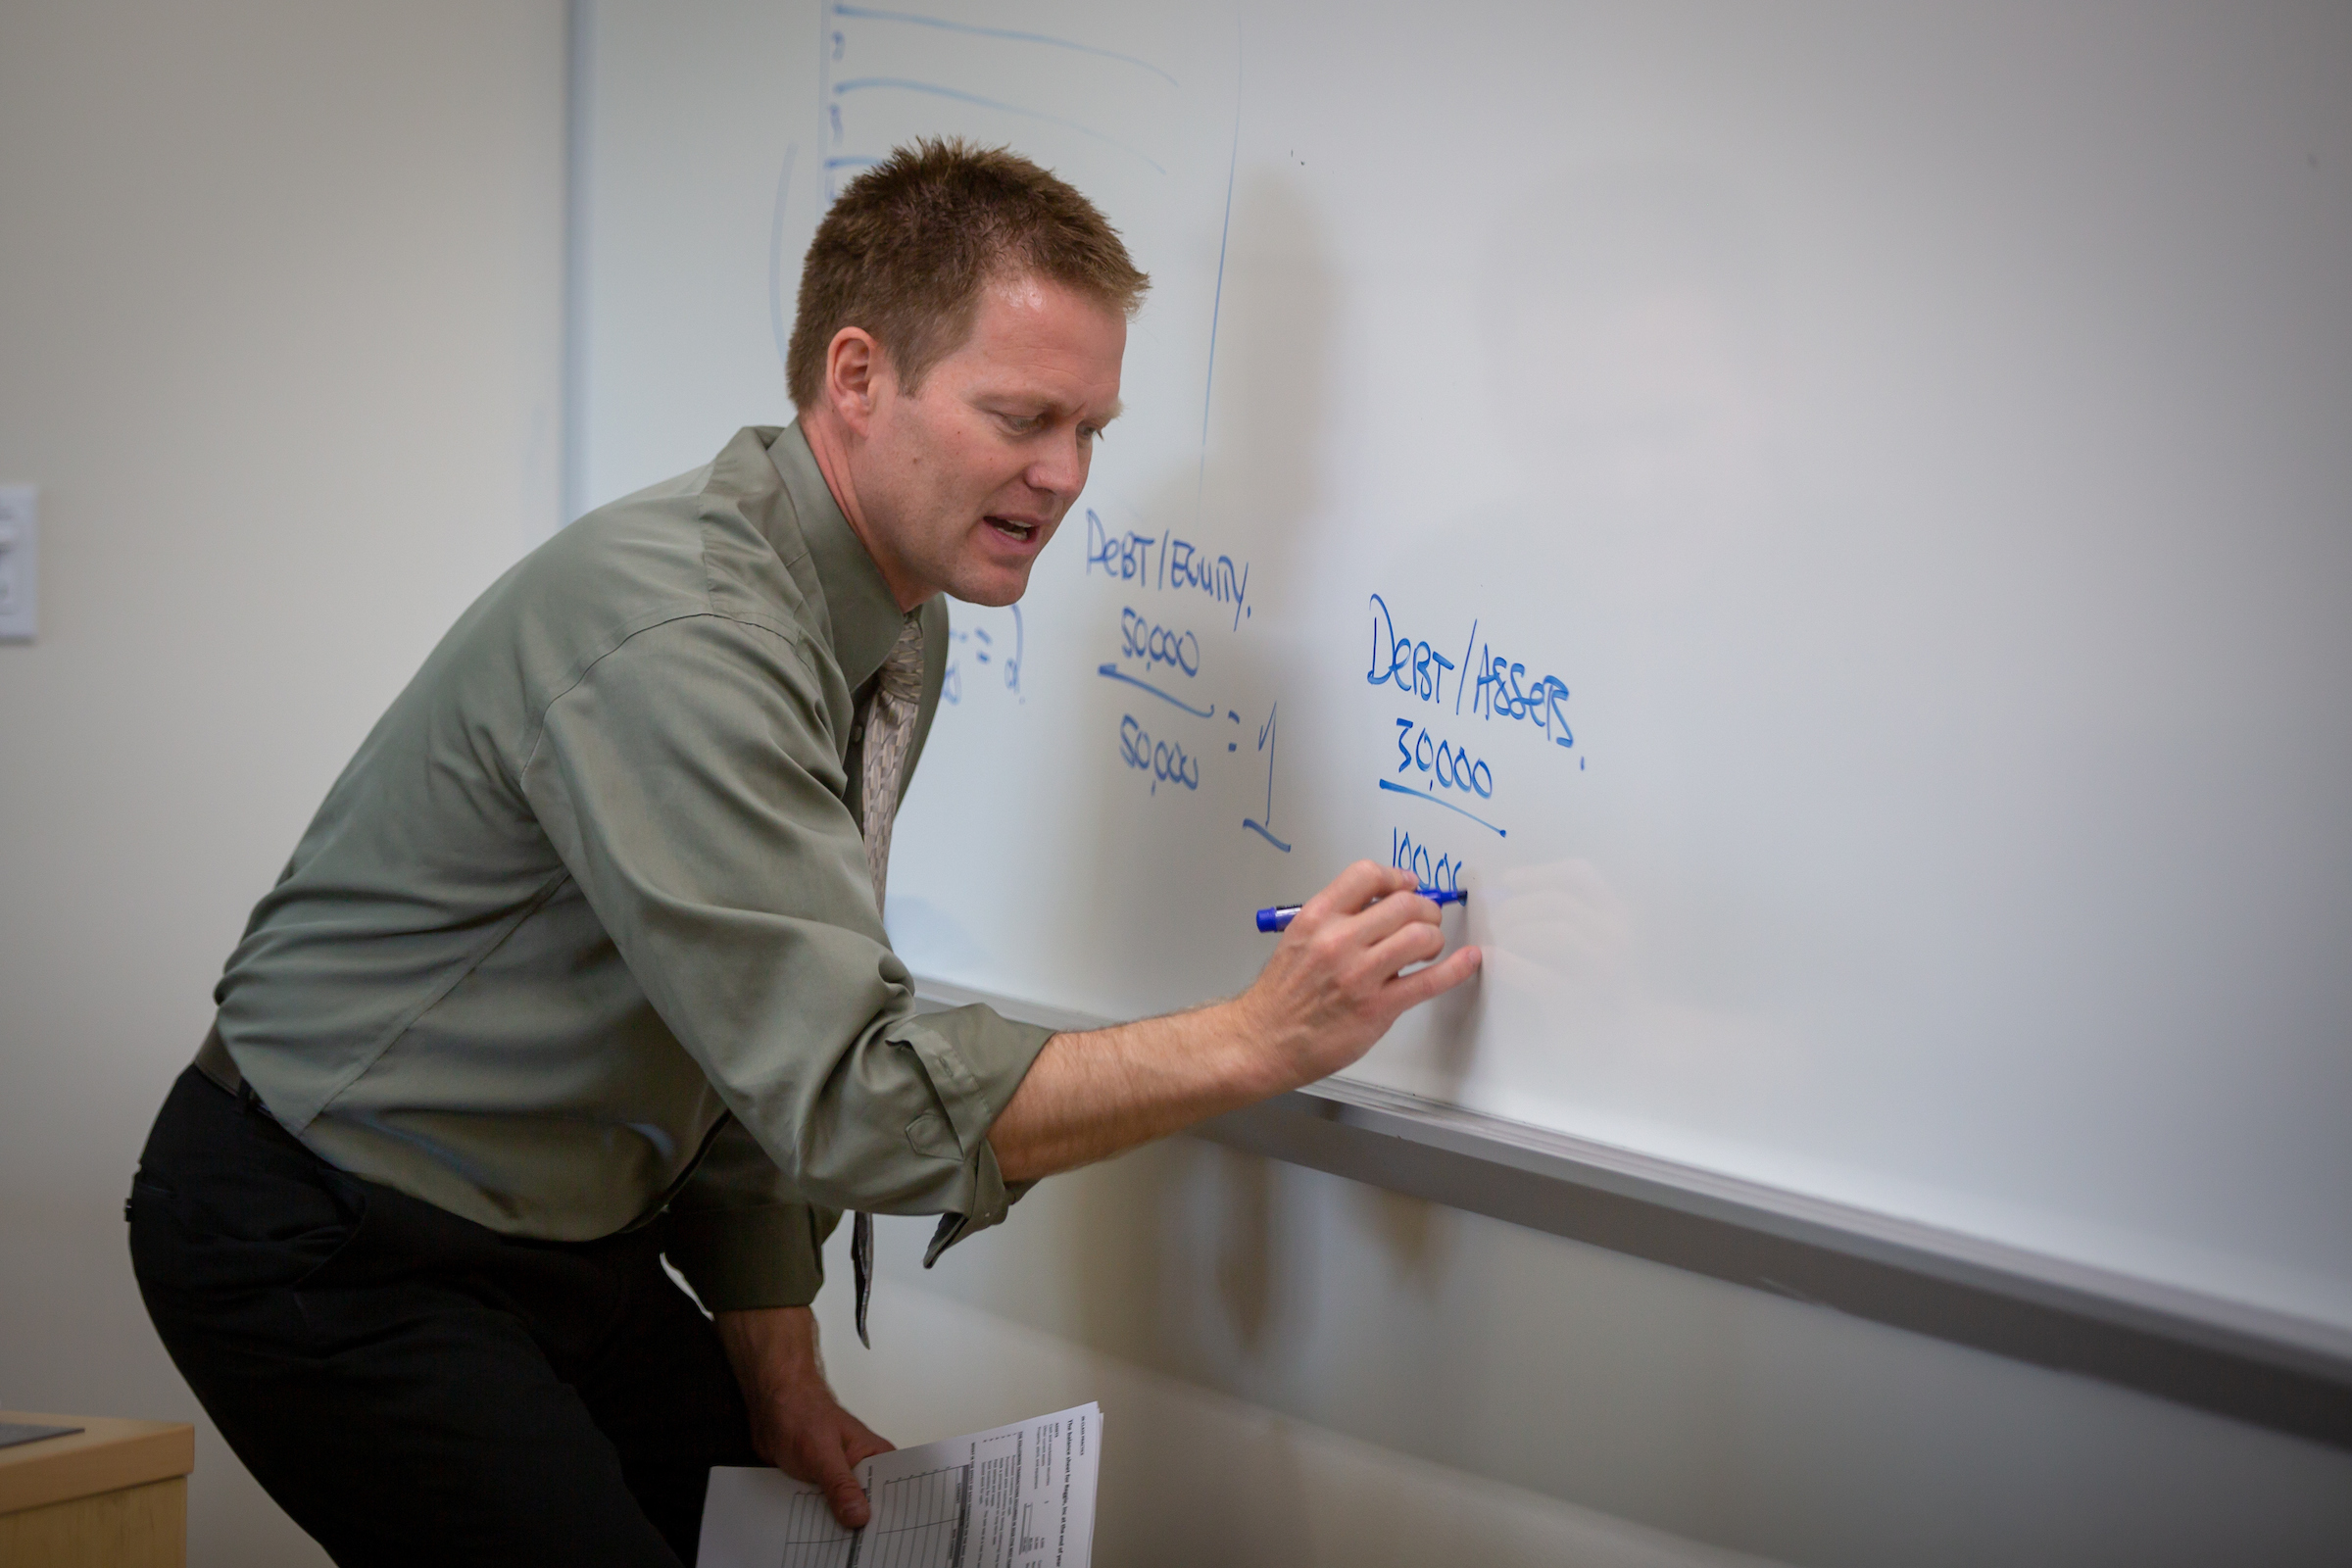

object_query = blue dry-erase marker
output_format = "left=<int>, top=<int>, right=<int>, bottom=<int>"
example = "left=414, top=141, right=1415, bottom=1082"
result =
left=1255, top=887, right=1466, bottom=933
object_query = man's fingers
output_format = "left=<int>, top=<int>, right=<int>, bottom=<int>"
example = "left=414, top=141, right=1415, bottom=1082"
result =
left=1255, top=860, right=1474, bottom=1079
left=843, top=1423, right=895, bottom=1467
left=1302, top=860, right=1415, bottom=927
left=805, top=1424, right=874, bottom=1529
left=1344, top=884, right=1443, bottom=946
left=826, top=1483, right=871, bottom=1530
left=820, top=1456, right=871, bottom=1530
left=1365, top=918, right=1447, bottom=981
left=1390, top=944, right=1483, bottom=1008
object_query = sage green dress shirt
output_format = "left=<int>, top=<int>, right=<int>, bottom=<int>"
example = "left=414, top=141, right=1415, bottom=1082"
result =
left=208, top=424, right=1054, bottom=1310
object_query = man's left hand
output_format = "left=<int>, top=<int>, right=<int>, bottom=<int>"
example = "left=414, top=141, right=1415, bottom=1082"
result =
left=713, top=1305, right=894, bottom=1529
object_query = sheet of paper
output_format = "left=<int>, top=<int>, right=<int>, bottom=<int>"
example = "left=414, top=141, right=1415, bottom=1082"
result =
left=700, top=1401, right=1102, bottom=1568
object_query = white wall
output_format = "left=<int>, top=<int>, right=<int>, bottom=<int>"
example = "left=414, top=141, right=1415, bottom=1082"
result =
left=0, top=4, right=566, bottom=1563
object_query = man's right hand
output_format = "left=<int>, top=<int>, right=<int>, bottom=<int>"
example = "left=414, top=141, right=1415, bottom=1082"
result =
left=988, top=861, right=1481, bottom=1182
left=1228, top=859, right=1484, bottom=1091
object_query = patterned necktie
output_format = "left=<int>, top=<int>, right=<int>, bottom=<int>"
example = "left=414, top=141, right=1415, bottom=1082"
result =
left=852, top=616, right=925, bottom=1348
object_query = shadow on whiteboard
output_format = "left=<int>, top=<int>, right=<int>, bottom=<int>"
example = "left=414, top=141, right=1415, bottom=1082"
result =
left=1358, top=856, right=1806, bottom=1152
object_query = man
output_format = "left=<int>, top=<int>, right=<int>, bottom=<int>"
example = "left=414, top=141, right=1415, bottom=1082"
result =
left=128, top=139, right=1480, bottom=1566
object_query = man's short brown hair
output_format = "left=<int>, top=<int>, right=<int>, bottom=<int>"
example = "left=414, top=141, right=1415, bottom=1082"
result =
left=786, top=138, right=1151, bottom=411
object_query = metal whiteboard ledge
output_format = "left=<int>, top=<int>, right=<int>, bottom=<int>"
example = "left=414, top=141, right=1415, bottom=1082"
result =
left=911, top=977, right=2352, bottom=1450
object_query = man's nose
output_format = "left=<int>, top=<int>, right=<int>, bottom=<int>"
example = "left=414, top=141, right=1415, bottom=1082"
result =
left=1027, top=431, right=1089, bottom=497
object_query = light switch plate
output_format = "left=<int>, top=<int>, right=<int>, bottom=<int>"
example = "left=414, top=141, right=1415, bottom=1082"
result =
left=0, top=485, right=36, bottom=642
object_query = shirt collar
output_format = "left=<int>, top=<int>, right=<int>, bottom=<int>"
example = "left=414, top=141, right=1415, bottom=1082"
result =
left=760, top=422, right=919, bottom=693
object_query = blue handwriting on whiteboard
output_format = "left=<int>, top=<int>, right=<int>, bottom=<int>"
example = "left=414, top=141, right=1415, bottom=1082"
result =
left=1097, top=663, right=1214, bottom=717
left=1120, top=608, right=1200, bottom=676
left=1163, top=538, right=1250, bottom=629
left=1395, top=718, right=1494, bottom=798
left=1368, top=595, right=1576, bottom=751
left=1469, top=651, right=1572, bottom=747
left=1119, top=714, right=1200, bottom=795
left=941, top=605, right=1023, bottom=706
left=1084, top=512, right=1252, bottom=630
left=1086, top=513, right=1158, bottom=584
left=1392, top=827, right=1465, bottom=893
left=1377, top=778, right=1507, bottom=837
left=1365, top=594, right=1457, bottom=705
left=1244, top=704, right=1292, bottom=852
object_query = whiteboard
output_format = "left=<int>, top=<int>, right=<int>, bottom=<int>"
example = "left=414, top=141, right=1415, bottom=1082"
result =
left=572, top=0, right=2352, bottom=1339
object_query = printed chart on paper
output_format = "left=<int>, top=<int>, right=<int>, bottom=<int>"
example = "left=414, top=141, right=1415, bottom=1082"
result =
left=702, top=1402, right=1102, bottom=1568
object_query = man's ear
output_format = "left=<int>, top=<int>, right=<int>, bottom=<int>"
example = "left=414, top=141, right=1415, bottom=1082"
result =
left=825, top=327, right=885, bottom=436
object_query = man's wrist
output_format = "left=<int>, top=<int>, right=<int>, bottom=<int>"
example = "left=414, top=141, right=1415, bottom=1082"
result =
left=714, top=1304, right=828, bottom=1399
left=1199, top=994, right=1302, bottom=1103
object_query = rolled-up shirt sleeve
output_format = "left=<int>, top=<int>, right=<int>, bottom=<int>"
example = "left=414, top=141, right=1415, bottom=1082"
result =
left=520, top=611, right=1054, bottom=1260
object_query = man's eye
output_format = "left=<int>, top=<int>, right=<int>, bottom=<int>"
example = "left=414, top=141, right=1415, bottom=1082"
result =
left=1000, top=413, right=1043, bottom=434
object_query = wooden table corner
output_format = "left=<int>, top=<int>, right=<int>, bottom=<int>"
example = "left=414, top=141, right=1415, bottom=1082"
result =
left=0, top=1410, right=195, bottom=1568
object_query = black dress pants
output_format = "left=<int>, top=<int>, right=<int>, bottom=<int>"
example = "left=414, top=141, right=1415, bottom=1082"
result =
left=127, top=1066, right=761, bottom=1566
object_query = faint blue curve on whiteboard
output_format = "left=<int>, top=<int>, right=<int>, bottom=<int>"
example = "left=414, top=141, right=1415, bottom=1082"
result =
left=1377, top=778, right=1509, bottom=837
left=830, top=78, right=1168, bottom=175
left=829, top=3, right=1179, bottom=88
left=1243, top=819, right=1293, bottom=853
left=766, top=144, right=798, bottom=375
left=1197, top=56, right=1243, bottom=511
left=1098, top=663, right=1216, bottom=717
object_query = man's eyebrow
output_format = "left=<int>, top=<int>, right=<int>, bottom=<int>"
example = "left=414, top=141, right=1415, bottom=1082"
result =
left=976, top=391, right=1122, bottom=425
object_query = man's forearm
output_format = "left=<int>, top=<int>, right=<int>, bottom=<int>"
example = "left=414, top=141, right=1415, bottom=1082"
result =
left=988, top=1003, right=1283, bottom=1182
left=985, top=863, right=1483, bottom=1184
left=714, top=1305, right=894, bottom=1529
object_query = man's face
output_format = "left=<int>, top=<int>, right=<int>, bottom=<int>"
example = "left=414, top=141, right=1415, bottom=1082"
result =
left=854, top=274, right=1126, bottom=608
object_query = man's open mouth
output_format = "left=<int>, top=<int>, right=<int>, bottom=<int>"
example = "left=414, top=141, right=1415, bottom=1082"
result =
left=986, top=516, right=1039, bottom=543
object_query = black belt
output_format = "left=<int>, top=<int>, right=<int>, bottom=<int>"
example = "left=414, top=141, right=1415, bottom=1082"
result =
left=190, top=1026, right=307, bottom=1153
left=196, top=1027, right=308, bottom=1134
left=193, top=1024, right=249, bottom=1100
